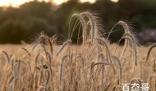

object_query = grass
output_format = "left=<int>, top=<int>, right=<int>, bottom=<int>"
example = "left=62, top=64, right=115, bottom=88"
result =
left=0, top=11, right=156, bottom=91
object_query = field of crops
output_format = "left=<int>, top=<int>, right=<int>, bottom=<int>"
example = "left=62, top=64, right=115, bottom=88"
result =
left=0, top=11, right=155, bottom=91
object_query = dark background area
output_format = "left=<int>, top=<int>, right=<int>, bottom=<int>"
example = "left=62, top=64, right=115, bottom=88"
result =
left=0, top=0, right=156, bottom=44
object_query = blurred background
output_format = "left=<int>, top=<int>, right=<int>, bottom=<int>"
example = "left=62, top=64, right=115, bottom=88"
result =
left=0, top=0, right=155, bottom=44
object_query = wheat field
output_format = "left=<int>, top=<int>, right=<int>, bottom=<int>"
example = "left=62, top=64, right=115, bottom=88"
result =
left=0, top=11, right=155, bottom=91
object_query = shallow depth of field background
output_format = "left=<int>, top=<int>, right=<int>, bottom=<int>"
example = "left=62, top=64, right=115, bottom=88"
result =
left=0, top=0, right=155, bottom=44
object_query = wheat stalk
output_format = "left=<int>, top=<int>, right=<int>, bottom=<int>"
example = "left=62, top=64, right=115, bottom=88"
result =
left=146, top=43, right=156, bottom=62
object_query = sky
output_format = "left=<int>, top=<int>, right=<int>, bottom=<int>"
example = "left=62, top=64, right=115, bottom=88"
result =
left=0, top=0, right=118, bottom=7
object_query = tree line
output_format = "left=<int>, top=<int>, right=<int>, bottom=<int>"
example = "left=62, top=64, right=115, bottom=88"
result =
left=0, top=0, right=155, bottom=43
